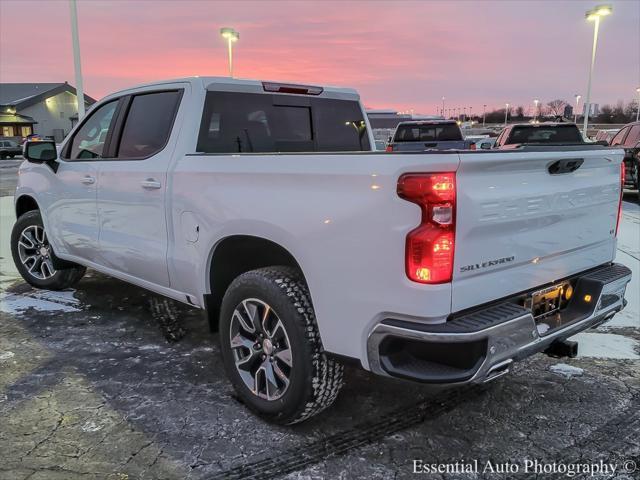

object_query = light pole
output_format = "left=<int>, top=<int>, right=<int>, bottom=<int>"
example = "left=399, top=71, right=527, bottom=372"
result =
left=574, top=94, right=581, bottom=123
left=583, top=5, right=612, bottom=133
left=533, top=99, right=539, bottom=122
left=220, top=27, right=239, bottom=77
left=441, top=96, right=445, bottom=117
left=504, top=103, right=510, bottom=126
left=482, top=104, right=486, bottom=126
left=636, top=87, right=640, bottom=122
left=68, top=0, right=85, bottom=119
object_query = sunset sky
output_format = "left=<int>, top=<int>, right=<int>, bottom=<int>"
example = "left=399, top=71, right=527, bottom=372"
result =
left=1, top=0, right=638, bottom=115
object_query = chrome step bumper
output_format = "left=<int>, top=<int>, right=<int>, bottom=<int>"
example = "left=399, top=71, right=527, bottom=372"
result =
left=367, top=263, right=632, bottom=385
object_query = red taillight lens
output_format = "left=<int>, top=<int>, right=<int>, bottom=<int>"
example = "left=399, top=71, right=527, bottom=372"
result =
left=470, top=143, right=477, bottom=150
left=615, top=162, right=625, bottom=236
left=397, top=173, right=456, bottom=284
left=385, top=145, right=393, bottom=152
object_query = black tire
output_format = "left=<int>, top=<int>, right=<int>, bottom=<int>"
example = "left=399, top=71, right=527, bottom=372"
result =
left=11, top=210, right=86, bottom=290
left=219, top=266, right=344, bottom=425
left=0, top=152, right=6, bottom=159
left=8, top=154, right=15, bottom=159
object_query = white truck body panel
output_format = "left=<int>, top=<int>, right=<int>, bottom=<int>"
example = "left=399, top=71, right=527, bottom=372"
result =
left=14, top=77, right=627, bottom=370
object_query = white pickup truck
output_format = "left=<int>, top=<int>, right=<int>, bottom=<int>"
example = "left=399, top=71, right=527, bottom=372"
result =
left=12, top=77, right=631, bottom=424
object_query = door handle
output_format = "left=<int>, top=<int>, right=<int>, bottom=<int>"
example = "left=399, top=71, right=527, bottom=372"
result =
left=140, top=178, right=162, bottom=190
left=81, top=175, right=96, bottom=185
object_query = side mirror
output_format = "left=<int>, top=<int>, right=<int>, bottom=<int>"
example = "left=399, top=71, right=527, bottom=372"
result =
left=480, top=142, right=492, bottom=150
left=23, top=141, right=58, bottom=172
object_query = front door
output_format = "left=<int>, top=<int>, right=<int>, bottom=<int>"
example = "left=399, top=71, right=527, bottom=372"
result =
left=47, top=99, right=119, bottom=260
left=96, top=88, right=184, bottom=287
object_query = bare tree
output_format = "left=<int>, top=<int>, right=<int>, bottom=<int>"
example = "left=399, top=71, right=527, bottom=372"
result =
left=546, top=99, right=568, bottom=116
left=515, top=106, right=525, bottom=118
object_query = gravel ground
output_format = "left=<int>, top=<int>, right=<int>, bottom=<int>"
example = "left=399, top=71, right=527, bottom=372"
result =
left=0, top=161, right=638, bottom=480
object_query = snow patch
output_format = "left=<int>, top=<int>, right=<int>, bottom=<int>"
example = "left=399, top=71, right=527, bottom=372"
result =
left=80, top=421, right=103, bottom=432
left=549, top=363, right=584, bottom=378
left=571, top=332, right=640, bottom=360
left=0, top=291, right=81, bottom=314
left=0, top=351, right=16, bottom=362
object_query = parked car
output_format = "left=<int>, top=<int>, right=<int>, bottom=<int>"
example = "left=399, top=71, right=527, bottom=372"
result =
left=609, top=121, right=640, bottom=199
left=494, top=123, right=586, bottom=148
left=0, top=139, right=22, bottom=159
left=386, top=120, right=472, bottom=151
left=12, top=77, right=631, bottom=425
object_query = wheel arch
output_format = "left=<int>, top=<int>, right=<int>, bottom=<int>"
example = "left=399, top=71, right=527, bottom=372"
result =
left=15, top=194, right=40, bottom=218
left=204, top=235, right=308, bottom=332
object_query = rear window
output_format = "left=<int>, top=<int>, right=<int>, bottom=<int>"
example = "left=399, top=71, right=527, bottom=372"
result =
left=394, top=123, right=462, bottom=142
left=197, top=91, right=369, bottom=153
left=507, top=125, right=583, bottom=144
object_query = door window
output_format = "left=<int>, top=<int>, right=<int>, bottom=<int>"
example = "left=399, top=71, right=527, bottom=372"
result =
left=68, top=100, right=118, bottom=159
left=623, top=125, right=640, bottom=147
left=116, top=91, right=182, bottom=159
left=610, top=127, right=629, bottom=146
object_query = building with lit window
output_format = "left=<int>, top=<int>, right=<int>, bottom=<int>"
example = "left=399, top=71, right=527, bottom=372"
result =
left=0, top=82, right=95, bottom=142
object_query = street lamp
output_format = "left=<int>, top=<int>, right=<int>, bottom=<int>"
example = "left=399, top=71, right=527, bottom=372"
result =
left=482, top=104, right=486, bottom=127
left=574, top=94, right=581, bottom=123
left=583, top=4, right=612, bottom=133
left=68, top=0, right=85, bottom=119
left=533, top=99, right=539, bottom=122
left=636, top=87, right=640, bottom=122
left=441, top=96, right=445, bottom=117
left=504, top=103, right=510, bottom=126
left=220, top=27, right=239, bottom=77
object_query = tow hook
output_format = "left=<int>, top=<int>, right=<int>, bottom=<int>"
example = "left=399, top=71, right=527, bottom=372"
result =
left=544, top=339, right=578, bottom=359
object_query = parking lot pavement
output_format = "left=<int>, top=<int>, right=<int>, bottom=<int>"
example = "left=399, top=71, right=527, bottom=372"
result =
left=0, top=158, right=23, bottom=197
left=0, top=164, right=638, bottom=479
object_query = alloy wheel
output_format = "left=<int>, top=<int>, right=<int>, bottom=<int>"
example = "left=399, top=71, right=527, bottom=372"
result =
left=229, top=298, right=293, bottom=401
left=17, top=225, right=56, bottom=280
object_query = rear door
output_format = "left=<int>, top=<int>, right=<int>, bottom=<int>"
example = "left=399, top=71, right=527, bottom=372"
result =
left=451, top=148, right=622, bottom=312
left=96, top=86, right=186, bottom=287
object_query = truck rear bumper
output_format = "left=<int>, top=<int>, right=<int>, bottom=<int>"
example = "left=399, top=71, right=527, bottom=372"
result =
left=366, top=263, right=632, bottom=385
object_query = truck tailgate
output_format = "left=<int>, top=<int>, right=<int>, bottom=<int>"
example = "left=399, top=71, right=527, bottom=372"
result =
left=452, top=148, right=623, bottom=312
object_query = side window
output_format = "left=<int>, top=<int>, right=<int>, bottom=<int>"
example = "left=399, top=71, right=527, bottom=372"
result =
left=610, top=127, right=629, bottom=146
left=117, top=91, right=181, bottom=159
left=68, top=100, right=118, bottom=159
left=623, top=125, right=640, bottom=146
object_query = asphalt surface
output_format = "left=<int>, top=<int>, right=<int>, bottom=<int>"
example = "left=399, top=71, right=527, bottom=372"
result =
left=0, top=160, right=638, bottom=480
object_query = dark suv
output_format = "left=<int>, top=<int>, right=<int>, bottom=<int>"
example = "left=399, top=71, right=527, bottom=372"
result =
left=0, top=139, right=21, bottom=159
left=609, top=121, right=640, bottom=200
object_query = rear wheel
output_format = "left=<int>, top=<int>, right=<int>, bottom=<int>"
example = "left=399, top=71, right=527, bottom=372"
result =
left=11, top=210, right=86, bottom=290
left=219, top=267, right=344, bottom=424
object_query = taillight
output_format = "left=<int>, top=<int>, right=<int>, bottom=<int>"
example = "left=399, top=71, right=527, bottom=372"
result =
left=470, top=143, right=477, bottom=150
left=385, top=145, right=393, bottom=152
left=615, top=162, right=624, bottom=236
left=397, top=173, right=456, bottom=284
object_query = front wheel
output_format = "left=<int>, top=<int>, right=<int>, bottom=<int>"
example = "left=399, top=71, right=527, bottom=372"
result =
left=219, top=267, right=344, bottom=424
left=11, top=210, right=86, bottom=290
